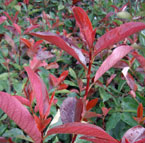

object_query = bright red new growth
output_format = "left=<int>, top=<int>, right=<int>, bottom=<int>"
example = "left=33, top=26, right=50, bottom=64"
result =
left=25, top=66, right=49, bottom=118
left=137, top=103, right=143, bottom=118
left=72, top=6, right=94, bottom=48
left=86, top=98, right=98, bottom=111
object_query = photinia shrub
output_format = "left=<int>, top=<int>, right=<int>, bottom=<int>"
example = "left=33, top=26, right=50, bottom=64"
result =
left=0, top=2, right=145, bottom=143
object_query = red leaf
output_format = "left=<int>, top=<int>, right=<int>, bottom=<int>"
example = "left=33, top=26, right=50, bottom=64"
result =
left=132, top=51, right=145, bottom=72
left=14, top=95, right=30, bottom=106
left=30, top=57, right=47, bottom=71
left=60, top=97, right=83, bottom=123
left=3, top=12, right=12, bottom=22
left=94, top=22, right=145, bottom=57
left=58, top=70, right=69, bottom=85
left=23, top=0, right=29, bottom=5
left=121, top=126, right=145, bottom=143
left=94, top=46, right=133, bottom=82
left=13, top=23, right=21, bottom=35
left=86, top=98, right=98, bottom=111
left=106, top=74, right=116, bottom=87
left=30, top=32, right=87, bottom=68
left=0, top=16, right=7, bottom=24
left=21, top=38, right=32, bottom=48
left=102, top=107, right=111, bottom=117
left=114, top=60, right=129, bottom=69
left=44, top=92, right=55, bottom=119
left=80, top=136, right=118, bottom=143
left=34, top=114, right=51, bottom=132
left=0, top=92, right=41, bottom=142
left=25, top=66, right=49, bottom=118
left=24, top=25, right=40, bottom=34
left=45, top=62, right=59, bottom=70
left=0, top=137, right=9, bottom=143
left=72, top=6, right=94, bottom=48
left=122, top=67, right=138, bottom=91
left=137, top=103, right=143, bottom=118
left=84, top=111, right=101, bottom=119
left=57, top=83, right=68, bottom=90
left=4, top=0, right=14, bottom=6
left=49, top=74, right=58, bottom=87
left=47, top=122, right=118, bottom=143
left=72, top=0, right=81, bottom=5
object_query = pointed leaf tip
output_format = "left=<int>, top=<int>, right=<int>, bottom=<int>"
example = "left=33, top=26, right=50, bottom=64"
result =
left=72, top=6, right=94, bottom=48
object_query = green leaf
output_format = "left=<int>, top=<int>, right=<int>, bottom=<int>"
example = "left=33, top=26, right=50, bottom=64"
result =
left=99, top=87, right=112, bottom=102
left=69, top=67, right=77, bottom=79
left=64, top=80, right=77, bottom=87
left=55, top=89, right=70, bottom=94
left=106, top=113, right=121, bottom=131
left=121, top=113, right=138, bottom=126
left=121, top=97, right=138, bottom=111
left=3, top=128, right=24, bottom=138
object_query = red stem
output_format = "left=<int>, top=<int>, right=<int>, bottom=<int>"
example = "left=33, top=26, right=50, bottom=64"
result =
left=84, top=50, right=93, bottom=100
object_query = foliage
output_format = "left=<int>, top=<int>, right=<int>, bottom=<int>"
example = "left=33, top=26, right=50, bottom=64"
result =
left=0, top=0, right=145, bottom=143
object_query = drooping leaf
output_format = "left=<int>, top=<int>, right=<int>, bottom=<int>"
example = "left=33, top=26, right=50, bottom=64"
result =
left=25, top=66, right=49, bottom=118
left=121, top=126, right=145, bottom=143
left=30, top=32, right=87, bottom=68
left=0, top=92, right=41, bottom=142
left=122, top=67, right=138, bottom=91
left=94, top=46, right=133, bottom=82
left=47, top=122, right=118, bottom=143
left=94, top=22, right=145, bottom=56
left=72, top=6, right=94, bottom=48
left=60, top=97, right=83, bottom=123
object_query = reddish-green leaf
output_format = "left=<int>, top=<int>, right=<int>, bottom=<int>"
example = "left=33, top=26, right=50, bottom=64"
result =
left=121, top=126, right=145, bottom=143
left=94, top=46, right=133, bottom=82
left=47, top=122, right=118, bottom=143
left=72, top=6, right=94, bottom=48
left=0, top=92, right=41, bottom=142
left=25, top=66, right=49, bottom=118
left=30, top=32, right=87, bottom=68
left=94, top=22, right=145, bottom=57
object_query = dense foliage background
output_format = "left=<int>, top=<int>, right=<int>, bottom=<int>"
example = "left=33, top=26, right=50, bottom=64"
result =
left=0, top=0, right=145, bottom=142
